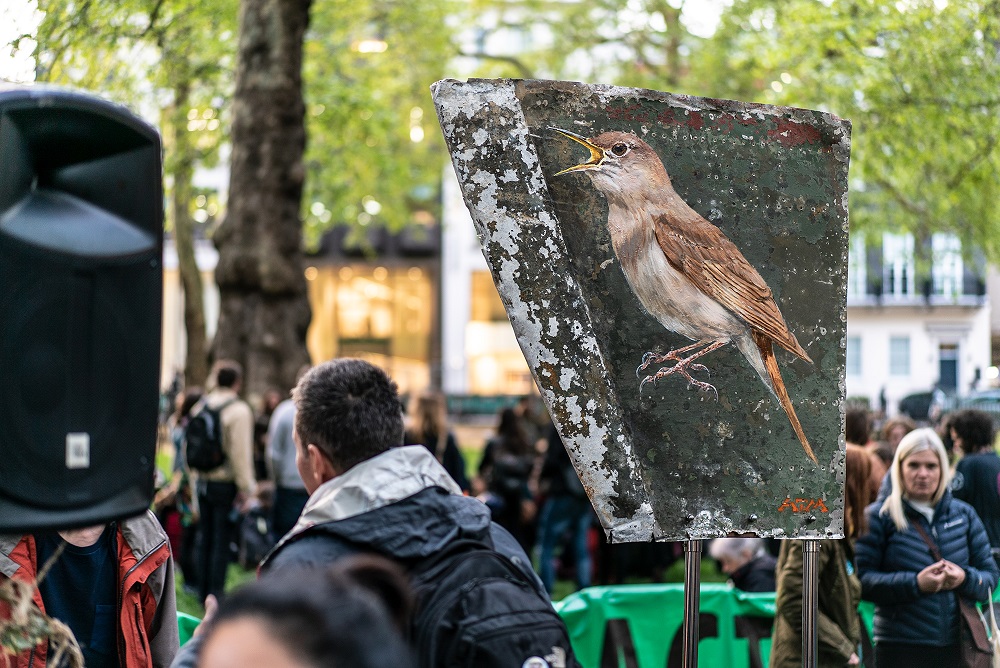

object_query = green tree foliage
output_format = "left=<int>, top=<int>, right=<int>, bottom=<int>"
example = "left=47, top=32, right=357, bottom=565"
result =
left=704, top=0, right=1000, bottom=261
left=463, top=0, right=1000, bottom=261
left=30, top=0, right=239, bottom=386
left=301, top=0, right=457, bottom=245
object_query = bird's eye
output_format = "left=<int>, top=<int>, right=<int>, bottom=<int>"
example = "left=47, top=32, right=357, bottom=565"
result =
left=610, top=142, right=629, bottom=157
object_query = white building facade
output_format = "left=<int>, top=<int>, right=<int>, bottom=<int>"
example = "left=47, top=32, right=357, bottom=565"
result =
left=845, top=231, right=991, bottom=413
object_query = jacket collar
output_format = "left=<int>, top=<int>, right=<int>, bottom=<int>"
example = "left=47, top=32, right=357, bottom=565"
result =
left=277, top=445, right=462, bottom=547
left=0, top=535, right=26, bottom=578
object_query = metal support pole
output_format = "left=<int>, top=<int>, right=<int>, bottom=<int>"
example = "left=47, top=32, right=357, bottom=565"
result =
left=682, top=539, right=702, bottom=668
left=802, top=539, right=821, bottom=668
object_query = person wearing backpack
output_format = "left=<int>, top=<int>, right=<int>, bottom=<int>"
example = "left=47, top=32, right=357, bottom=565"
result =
left=192, top=360, right=256, bottom=605
left=258, top=358, right=580, bottom=668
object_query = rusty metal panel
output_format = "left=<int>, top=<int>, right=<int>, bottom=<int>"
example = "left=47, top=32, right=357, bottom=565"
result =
left=431, top=79, right=850, bottom=541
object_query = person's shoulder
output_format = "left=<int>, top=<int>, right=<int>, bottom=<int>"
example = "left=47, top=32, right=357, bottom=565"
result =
left=267, top=531, right=359, bottom=572
left=271, top=398, right=295, bottom=421
left=946, top=495, right=980, bottom=517
left=120, top=510, right=169, bottom=556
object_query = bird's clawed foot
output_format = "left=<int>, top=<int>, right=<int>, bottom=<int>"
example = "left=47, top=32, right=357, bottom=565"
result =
left=638, top=352, right=718, bottom=400
left=636, top=349, right=710, bottom=379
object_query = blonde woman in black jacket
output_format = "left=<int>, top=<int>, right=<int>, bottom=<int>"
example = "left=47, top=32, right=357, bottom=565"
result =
left=856, top=428, right=999, bottom=667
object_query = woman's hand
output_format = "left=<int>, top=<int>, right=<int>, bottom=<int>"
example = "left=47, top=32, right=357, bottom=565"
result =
left=847, top=652, right=860, bottom=665
left=939, top=560, right=967, bottom=590
left=916, top=561, right=948, bottom=593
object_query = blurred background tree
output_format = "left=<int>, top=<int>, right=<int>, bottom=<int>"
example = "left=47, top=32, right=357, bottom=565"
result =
left=14, top=0, right=1000, bottom=389
left=30, top=0, right=237, bottom=388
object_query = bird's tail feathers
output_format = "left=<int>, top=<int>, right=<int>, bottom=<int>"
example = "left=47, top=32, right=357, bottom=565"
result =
left=752, top=331, right=818, bottom=465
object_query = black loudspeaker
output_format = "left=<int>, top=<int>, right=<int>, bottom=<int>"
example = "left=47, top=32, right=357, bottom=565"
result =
left=0, top=86, right=163, bottom=532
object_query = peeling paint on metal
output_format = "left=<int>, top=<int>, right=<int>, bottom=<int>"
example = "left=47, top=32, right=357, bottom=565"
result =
left=431, top=78, right=849, bottom=542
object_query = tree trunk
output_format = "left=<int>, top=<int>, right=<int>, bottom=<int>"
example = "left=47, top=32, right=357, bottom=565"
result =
left=213, top=0, right=313, bottom=398
left=169, top=76, right=210, bottom=389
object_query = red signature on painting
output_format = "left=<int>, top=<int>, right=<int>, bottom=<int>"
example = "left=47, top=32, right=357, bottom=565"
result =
left=777, top=497, right=829, bottom=513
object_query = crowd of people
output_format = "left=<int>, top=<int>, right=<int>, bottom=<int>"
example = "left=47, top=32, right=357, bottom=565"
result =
left=708, top=406, right=1000, bottom=667
left=6, top=357, right=1000, bottom=667
left=153, top=371, right=608, bottom=604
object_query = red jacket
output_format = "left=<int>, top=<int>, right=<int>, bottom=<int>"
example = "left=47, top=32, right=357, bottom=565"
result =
left=0, top=510, right=178, bottom=668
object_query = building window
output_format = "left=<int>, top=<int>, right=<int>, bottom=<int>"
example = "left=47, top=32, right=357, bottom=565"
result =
left=847, top=234, right=867, bottom=298
left=846, top=336, right=861, bottom=376
left=305, top=264, right=433, bottom=393
left=931, top=233, right=963, bottom=298
left=467, top=271, right=533, bottom=394
left=883, top=232, right=915, bottom=298
left=889, top=336, right=911, bottom=376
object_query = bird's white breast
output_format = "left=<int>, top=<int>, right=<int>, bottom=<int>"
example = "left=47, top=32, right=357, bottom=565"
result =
left=619, top=240, right=747, bottom=342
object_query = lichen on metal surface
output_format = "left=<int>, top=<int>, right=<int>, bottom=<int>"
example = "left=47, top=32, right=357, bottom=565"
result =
left=432, top=79, right=660, bottom=540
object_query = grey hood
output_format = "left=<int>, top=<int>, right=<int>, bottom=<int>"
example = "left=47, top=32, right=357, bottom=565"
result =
left=275, top=445, right=463, bottom=551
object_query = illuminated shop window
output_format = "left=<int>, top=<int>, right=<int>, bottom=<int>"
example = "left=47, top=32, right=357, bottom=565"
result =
left=306, top=264, right=432, bottom=393
left=467, top=271, right=533, bottom=395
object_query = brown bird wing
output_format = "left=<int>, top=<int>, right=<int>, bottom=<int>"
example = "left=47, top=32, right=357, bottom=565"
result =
left=652, top=209, right=812, bottom=363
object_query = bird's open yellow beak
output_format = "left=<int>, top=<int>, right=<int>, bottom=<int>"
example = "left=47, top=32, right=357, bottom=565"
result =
left=550, top=127, right=604, bottom=175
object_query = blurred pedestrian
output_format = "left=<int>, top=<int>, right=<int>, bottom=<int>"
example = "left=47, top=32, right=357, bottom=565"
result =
left=404, top=390, right=469, bottom=493
left=253, top=389, right=282, bottom=482
left=949, top=408, right=1000, bottom=555
left=161, top=387, right=203, bottom=592
left=259, top=359, right=578, bottom=668
left=478, top=407, right=538, bottom=551
left=709, top=537, right=776, bottom=593
left=845, top=406, right=871, bottom=447
left=770, top=444, right=873, bottom=667
left=536, top=423, right=594, bottom=593
left=881, top=415, right=916, bottom=457
left=194, top=360, right=256, bottom=604
left=267, top=368, right=311, bottom=539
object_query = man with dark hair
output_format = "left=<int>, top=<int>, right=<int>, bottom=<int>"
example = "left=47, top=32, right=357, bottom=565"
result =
left=193, top=359, right=256, bottom=604
left=265, top=358, right=512, bottom=567
left=259, top=358, right=578, bottom=668
left=949, top=409, right=1000, bottom=554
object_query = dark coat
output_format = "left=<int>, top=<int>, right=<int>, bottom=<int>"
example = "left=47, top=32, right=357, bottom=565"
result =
left=952, top=451, right=1000, bottom=549
left=261, top=486, right=540, bottom=589
left=403, top=429, right=470, bottom=493
left=855, top=490, right=999, bottom=646
left=731, top=552, right=777, bottom=593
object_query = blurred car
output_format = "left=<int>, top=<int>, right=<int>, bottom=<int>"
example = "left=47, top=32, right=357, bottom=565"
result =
left=932, top=390, right=1000, bottom=429
left=954, top=389, right=1000, bottom=417
left=898, top=391, right=934, bottom=422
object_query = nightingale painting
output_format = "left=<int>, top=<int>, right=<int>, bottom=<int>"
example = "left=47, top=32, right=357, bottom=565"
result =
left=551, top=127, right=818, bottom=465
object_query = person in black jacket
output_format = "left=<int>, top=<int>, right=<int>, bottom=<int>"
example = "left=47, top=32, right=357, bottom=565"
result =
left=949, top=408, right=1000, bottom=556
left=404, top=390, right=469, bottom=493
left=171, top=359, right=579, bottom=668
left=536, top=424, right=594, bottom=593
left=708, top=537, right=776, bottom=592
left=856, top=427, right=999, bottom=668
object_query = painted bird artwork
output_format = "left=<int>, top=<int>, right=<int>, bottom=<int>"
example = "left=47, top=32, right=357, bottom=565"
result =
left=551, top=127, right=818, bottom=465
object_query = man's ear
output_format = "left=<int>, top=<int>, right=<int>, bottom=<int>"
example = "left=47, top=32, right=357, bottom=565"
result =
left=306, top=443, right=340, bottom=483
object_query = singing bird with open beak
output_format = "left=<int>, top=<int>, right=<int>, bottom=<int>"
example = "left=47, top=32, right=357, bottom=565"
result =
left=551, top=127, right=818, bottom=465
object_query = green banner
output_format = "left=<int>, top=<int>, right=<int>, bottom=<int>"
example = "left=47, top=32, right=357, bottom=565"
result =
left=555, top=583, right=877, bottom=668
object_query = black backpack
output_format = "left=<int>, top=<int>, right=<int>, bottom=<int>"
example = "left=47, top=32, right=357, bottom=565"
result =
left=184, top=399, right=236, bottom=472
left=408, top=537, right=578, bottom=668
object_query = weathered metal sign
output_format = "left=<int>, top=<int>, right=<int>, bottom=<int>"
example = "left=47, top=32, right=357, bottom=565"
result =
left=432, top=79, right=850, bottom=541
